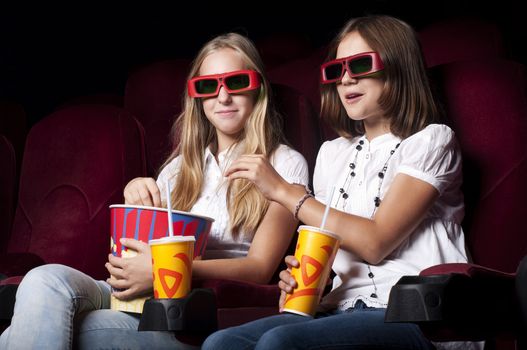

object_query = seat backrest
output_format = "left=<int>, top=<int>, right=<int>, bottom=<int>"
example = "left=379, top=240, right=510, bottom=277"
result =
left=432, top=59, right=527, bottom=273
left=124, top=59, right=190, bottom=176
left=268, top=48, right=325, bottom=113
left=419, top=18, right=506, bottom=68
left=7, top=105, right=147, bottom=279
left=272, top=83, right=321, bottom=178
left=0, top=101, right=27, bottom=176
left=0, top=135, right=16, bottom=253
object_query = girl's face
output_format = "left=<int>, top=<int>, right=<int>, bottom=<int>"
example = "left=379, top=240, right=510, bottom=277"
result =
left=335, top=31, right=386, bottom=128
left=199, top=48, right=255, bottom=149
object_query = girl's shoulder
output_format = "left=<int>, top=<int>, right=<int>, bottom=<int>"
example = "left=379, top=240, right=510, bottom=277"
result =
left=272, top=143, right=308, bottom=164
left=402, top=124, right=456, bottom=150
left=156, top=155, right=182, bottom=182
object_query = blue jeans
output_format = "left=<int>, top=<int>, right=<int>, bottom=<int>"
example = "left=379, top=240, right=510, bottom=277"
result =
left=202, top=300, right=436, bottom=350
left=0, top=264, right=197, bottom=350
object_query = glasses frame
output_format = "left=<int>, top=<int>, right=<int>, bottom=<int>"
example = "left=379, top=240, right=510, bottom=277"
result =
left=320, top=52, right=384, bottom=84
left=187, top=69, right=261, bottom=98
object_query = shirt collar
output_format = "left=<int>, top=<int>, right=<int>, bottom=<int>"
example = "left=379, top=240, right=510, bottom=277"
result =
left=361, top=132, right=401, bottom=152
left=204, top=143, right=243, bottom=166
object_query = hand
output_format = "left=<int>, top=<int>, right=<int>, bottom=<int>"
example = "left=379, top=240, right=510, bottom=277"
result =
left=105, top=238, right=153, bottom=300
left=277, top=255, right=299, bottom=311
left=123, top=177, right=161, bottom=207
left=225, top=155, right=288, bottom=202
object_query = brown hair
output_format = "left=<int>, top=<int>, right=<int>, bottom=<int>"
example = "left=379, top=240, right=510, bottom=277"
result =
left=161, top=33, right=283, bottom=240
left=320, top=15, right=440, bottom=139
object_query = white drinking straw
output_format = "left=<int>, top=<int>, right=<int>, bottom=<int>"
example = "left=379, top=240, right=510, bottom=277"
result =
left=165, top=179, right=174, bottom=237
left=320, top=185, right=335, bottom=230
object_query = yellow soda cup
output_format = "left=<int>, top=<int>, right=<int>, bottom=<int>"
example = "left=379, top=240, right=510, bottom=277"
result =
left=282, top=225, right=341, bottom=317
left=150, top=236, right=195, bottom=299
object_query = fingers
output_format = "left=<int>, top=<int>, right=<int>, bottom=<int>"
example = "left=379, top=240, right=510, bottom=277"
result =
left=123, top=177, right=160, bottom=207
left=278, top=270, right=297, bottom=292
left=224, top=155, right=266, bottom=178
left=144, top=179, right=162, bottom=208
left=284, top=255, right=299, bottom=269
left=111, top=287, right=137, bottom=301
left=105, top=262, right=124, bottom=279
left=120, top=238, right=149, bottom=254
left=108, top=254, right=125, bottom=268
left=106, top=275, right=130, bottom=290
left=279, top=290, right=287, bottom=312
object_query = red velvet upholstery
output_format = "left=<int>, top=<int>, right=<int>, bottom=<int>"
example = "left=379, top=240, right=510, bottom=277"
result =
left=124, top=59, right=190, bottom=176
left=273, top=83, right=320, bottom=176
left=435, top=59, right=527, bottom=274
left=0, top=135, right=16, bottom=253
left=268, top=47, right=338, bottom=141
left=268, top=48, right=325, bottom=112
left=418, top=18, right=506, bottom=68
left=192, top=279, right=280, bottom=329
left=387, top=59, right=527, bottom=349
left=0, top=105, right=147, bottom=280
left=0, top=101, right=27, bottom=180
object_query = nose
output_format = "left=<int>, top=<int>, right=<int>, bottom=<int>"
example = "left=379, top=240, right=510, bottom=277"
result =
left=216, top=85, right=232, bottom=104
left=340, top=66, right=357, bottom=85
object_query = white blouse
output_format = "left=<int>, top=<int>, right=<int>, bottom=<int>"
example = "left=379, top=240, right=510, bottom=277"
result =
left=314, top=124, right=469, bottom=311
left=156, top=144, right=309, bottom=259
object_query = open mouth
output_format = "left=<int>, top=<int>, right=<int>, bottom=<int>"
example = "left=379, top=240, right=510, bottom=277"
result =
left=345, top=93, right=363, bottom=100
left=345, top=93, right=363, bottom=103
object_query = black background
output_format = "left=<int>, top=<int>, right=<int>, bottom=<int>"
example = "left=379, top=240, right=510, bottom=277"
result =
left=1, top=1, right=525, bottom=126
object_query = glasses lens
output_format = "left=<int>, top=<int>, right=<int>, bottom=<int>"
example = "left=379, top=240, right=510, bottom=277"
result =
left=195, top=79, right=218, bottom=94
left=225, top=74, right=250, bottom=91
left=349, top=56, right=373, bottom=74
left=323, top=63, right=343, bottom=81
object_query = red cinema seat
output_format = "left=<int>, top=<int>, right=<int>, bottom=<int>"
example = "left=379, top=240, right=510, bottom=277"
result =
left=0, top=135, right=16, bottom=254
left=0, top=104, right=147, bottom=280
left=418, top=18, right=506, bottom=68
left=386, top=59, right=527, bottom=350
left=124, top=59, right=190, bottom=176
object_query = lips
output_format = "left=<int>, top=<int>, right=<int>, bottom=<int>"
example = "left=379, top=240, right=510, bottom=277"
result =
left=344, top=92, right=363, bottom=104
left=345, top=93, right=363, bottom=99
left=215, top=109, right=238, bottom=117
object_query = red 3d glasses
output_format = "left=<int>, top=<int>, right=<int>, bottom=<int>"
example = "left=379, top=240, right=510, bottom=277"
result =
left=320, top=52, right=384, bottom=84
left=187, top=69, right=261, bottom=98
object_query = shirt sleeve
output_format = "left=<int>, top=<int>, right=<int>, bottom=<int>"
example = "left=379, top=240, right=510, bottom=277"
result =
left=156, top=156, right=181, bottom=203
left=271, top=145, right=309, bottom=188
left=397, top=124, right=462, bottom=195
left=313, top=140, right=332, bottom=205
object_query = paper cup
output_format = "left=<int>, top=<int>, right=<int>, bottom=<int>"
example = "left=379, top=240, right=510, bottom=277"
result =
left=109, top=204, right=213, bottom=313
left=282, top=225, right=341, bottom=317
left=150, top=236, right=195, bottom=299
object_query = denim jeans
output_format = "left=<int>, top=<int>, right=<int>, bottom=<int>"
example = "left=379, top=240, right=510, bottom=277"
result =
left=202, top=300, right=436, bottom=350
left=0, top=264, right=197, bottom=350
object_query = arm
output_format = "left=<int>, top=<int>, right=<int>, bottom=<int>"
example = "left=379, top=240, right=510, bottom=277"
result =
left=192, top=198, right=300, bottom=284
left=226, top=155, right=438, bottom=265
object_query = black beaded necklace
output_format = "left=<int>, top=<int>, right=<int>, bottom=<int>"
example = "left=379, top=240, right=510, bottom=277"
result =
left=335, top=136, right=401, bottom=299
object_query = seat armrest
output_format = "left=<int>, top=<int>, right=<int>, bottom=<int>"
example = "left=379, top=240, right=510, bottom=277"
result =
left=385, top=263, right=519, bottom=341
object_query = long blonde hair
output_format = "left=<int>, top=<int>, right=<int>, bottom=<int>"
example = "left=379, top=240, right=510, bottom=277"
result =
left=162, top=33, right=283, bottom=240
left=321, top=15, right=440, bottom=139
